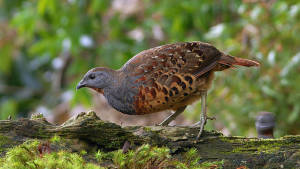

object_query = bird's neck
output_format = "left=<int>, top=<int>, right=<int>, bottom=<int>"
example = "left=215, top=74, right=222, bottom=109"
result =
left=102, top=72, right=138, bottom=115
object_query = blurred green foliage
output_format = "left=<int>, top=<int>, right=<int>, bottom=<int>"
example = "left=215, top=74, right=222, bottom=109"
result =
left=0, top=0, right=299, bottom=136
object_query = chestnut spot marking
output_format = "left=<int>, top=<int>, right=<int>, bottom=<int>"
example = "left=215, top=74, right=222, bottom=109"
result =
left=162, top=87, right=168, bottom=95
left=146, top=66, right=153, bottom=72
left=171, top=87, right=179, bottom=95
left=171, top=75, right=181, bottom=85
left=141, top=95, right=145, bottom=101
left=179, top=81, right=186, bottom=89
left=150, top=88, right=157, bottom=98
left=157, top=100, right=161, bottom=103
left=165, top=97, right=169, bottom=102
left=184, top=76, right=193, bottom=85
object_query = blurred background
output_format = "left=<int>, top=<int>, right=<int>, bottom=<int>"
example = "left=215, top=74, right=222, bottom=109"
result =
left=0, top=0, right=299, bottom=137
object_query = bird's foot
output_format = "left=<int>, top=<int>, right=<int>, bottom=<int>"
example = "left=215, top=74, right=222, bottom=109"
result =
left=156, top=123, right=165, bottom=126
left=158, top=121, right=168, bottom=126
left=195, top=116, right=216, bottom=140
left=192, top=116, right=216, bottom=127
left=196, top=116, right=206, bottom=140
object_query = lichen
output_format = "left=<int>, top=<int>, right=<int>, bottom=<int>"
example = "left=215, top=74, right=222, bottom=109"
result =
left=220, top=136, right=294, bottom=154
left=30, top=112, right=44, bottom=120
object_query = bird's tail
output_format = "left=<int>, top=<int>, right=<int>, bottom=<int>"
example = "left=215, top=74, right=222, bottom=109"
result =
left=219, top=54, right=260, bottom=67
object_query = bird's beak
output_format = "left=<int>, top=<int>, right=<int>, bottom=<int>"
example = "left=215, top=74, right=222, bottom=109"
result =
left=76, top=80, right=86, bottom=90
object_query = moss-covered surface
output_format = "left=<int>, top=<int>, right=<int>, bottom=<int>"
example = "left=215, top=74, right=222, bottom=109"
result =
left=220, top=135, right=297, bottom=154
left=0, top=134, right=18, bottom=157
left=0, top=139, right=103, bottom=169
left=0, top=112, right=299, bottom=168
left=0, top=136, right=225, bottom=169
left=0, top=134, right=10, bottom=147
left=0, top=134, right=10, bottom=154
left=1, top=134, right=298, bottom=168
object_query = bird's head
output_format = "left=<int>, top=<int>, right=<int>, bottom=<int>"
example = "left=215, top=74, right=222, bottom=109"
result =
left=76, top=67, right=116, bottom=92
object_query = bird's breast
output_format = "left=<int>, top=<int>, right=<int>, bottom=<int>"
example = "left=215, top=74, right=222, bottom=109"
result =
left=130, top=71, right=215, bottom=115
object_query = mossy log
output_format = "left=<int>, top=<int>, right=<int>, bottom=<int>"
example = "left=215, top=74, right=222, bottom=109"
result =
left=0, top=111, right=299, bottom=168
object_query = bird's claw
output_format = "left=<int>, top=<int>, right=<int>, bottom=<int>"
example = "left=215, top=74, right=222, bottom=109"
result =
left=196, top=115, right=215, bottom=140
left=192, top=116, right=216, bottom=127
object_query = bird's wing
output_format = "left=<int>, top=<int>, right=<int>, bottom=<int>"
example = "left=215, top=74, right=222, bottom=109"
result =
left=121, top=41, right=222, bottom=83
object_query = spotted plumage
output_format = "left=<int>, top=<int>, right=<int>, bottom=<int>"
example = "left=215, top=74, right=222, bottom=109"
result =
left=77, top=41, right=260, bottom=138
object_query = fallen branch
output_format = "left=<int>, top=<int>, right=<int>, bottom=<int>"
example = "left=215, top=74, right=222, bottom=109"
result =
left=0, top=111, right=299, bottom=168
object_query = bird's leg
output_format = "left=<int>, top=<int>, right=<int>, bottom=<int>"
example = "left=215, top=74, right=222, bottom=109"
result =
left=159, top=106, right=186, bottom=126
left=196, top=90, right=207, bottom=140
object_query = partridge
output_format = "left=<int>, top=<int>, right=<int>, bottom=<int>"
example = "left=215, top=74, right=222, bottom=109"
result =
left=76, top=41, right=260, bottom=139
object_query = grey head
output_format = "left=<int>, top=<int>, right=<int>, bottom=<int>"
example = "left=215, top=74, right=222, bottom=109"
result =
left=76, top=67, right=117, bottom=92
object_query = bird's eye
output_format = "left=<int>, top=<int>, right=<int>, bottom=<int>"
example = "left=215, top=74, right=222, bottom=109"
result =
left=89, top=74, right=95, bottom=79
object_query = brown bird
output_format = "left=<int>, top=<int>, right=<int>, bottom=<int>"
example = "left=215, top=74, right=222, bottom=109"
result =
left=76, top=41, right=260, bottom=139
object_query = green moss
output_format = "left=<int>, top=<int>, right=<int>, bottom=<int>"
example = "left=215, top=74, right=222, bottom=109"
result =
left=95, top=150, right=114, bottom=163
left=50, top=134, right=62, bottom=143
left=94, top=144, right=224, bottom=169
left=200, top=160, right=224, bottom=169
left=0, top=134, right=10, bottom=147
left=220, top=136, right=293, bottom=154
left=0, top=139, right=103, bottom=169
left=95, top=150, right=104, bottom=162
left=0, top=134, right=12, bottom=154
left=80, top=150, right=87, bottom=156
left=110, top=144, right=172, bottom=169
left=143, top=126, right=155, bottom=132
left=181, top=148, right=201, bottom=167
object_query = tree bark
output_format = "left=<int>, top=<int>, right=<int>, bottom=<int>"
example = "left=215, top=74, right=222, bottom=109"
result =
left=0, top=111, right=299, bottom=168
